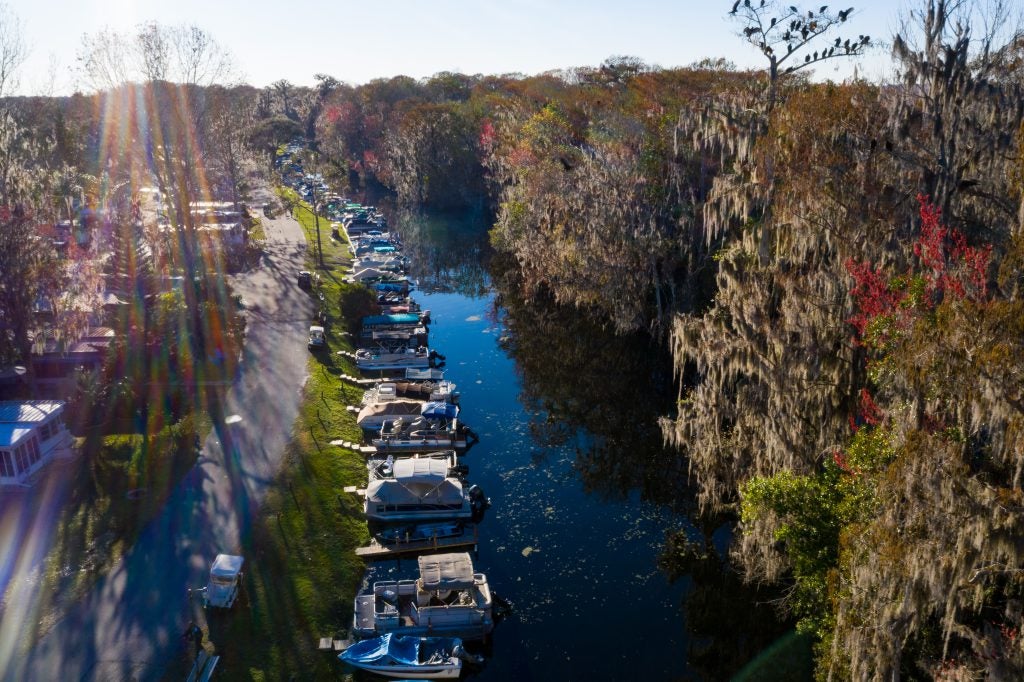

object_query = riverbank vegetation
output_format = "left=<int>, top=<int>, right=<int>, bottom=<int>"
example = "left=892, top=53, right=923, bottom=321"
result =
left=300, top=0, right=1024, bottom=676
left=3, top=0, right=1024, bottom=677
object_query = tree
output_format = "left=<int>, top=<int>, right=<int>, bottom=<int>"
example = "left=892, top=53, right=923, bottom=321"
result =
left=78, top=22, right=236, bottom=91
left=0, top=207, right=65, bottom=367
left=76, top=27, right=132, bottom=93
left=170, top=24, right=234, bottom=88
left=576, top=55, right=651, bottom=87
left=889, top=0, right=1024, bottom=230
left=305, top=73, right=341, bottom=141
left=271, top=79, right=298, bottom=120
left=206, top=85, right=257, bottom=211
left=728, top=0, right=869, bottom=104
left=136, top=21, right=170, bottom=83
left=0, top=2, right=26, bottom=97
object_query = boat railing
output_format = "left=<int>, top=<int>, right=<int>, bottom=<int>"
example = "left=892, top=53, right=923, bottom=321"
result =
left=373, top=579, right=419, bottom=599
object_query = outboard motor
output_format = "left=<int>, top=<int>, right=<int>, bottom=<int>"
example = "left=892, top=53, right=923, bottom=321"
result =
left=452, top=644, right=486, bottom=666
left=468, top=484, right=491, bottom=515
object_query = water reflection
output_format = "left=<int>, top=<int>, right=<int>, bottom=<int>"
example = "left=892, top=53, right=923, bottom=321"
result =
left=492, top=275, right=688, bottom=509
left=377, top=201, right=492, bottom=297
left=492, top=274, right=802, bottom=680
left=379, top=202, right=802, bottom=680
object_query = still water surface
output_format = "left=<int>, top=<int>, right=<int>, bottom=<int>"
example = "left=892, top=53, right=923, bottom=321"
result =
left=364, top=202, right=803, bottom=681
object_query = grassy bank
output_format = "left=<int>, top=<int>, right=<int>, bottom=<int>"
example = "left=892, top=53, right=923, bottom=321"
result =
left=189, top=189, right=371, bottom=679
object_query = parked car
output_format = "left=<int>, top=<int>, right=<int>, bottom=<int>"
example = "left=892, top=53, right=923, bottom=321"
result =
left=308, top=325, right=326, bottom=350
left=202, top=554, right=244, bottom=609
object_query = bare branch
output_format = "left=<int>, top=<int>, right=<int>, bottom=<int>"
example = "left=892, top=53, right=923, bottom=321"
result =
left=728, top=0, right=870, bottom=104
left=0, top=2, right=27, bottom=97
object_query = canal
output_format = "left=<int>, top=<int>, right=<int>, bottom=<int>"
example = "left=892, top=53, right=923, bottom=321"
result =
left=362, top=203, right=806, bottom=681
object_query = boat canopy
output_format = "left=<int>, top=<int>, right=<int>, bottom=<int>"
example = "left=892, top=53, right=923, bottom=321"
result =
left=393, top=457, right=451, bottom=479
left=363, top=313, right=421, bottom=326
left=418, top=553, right=475, bottom=591
left=210, top=554, right=243, bottom=578
left=365, top=474, right=463, bottom=506
left=421, top=401, right=458, bottom=420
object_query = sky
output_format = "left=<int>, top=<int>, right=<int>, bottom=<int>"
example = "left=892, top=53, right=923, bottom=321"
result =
left=7, top=0, right=913, bottom=96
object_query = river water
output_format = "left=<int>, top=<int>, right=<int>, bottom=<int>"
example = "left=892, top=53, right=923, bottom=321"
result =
left=362, top=203, right=805, bottom=681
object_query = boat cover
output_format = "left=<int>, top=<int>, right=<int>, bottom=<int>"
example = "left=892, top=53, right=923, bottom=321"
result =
left=418, top=553, right=475, bottom=591
left=210, top=554, right=243, bottom=578
left=340, top=633, right=459, bottom=666
left=406, top=368, right=445, bottom=381
left=365, top=475, right=463, bottom=506
left=374, top=282, right=408, bottom=292
left=421, top=401, right=458, bottom=419
left=358, top=401, right=424, bottom=423
left=363, top=313, right=421, bottom=326
left=392, top=457, right=451, bottom=479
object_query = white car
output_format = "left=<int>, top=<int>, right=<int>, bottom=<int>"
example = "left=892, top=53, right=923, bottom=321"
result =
left=203, top=554, right=244, bottom=609
left=308, top=325, right=326, bottom=349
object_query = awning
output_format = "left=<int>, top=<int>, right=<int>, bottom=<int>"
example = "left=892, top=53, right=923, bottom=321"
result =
left=418, top=553, right=475, bottom=591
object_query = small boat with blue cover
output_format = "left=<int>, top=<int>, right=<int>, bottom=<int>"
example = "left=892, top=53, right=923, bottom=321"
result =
left=339, top=633, right=468, bottom=679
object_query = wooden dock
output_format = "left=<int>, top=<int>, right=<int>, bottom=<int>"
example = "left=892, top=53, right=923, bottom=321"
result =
left=355, top=524, right=479, bottom=559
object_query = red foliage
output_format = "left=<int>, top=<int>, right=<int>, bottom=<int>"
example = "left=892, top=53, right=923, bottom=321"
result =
left=913, top=195, right=991, bottom=301
left=859, top=388, right=883, bottom=426
left=833, top=449, right=852, bottom=472
left=847, top=388, right=884, bottom=432
left=479, top=118, right=496, bottom=151
left=845, top=257, right=903, bottom=337
left=846, top=195, right=992, bottom=342
left=323, top=104, right=344, bottom=125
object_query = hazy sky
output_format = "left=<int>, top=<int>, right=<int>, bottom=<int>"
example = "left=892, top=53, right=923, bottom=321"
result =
left=8, top=0, right=908, bottom=95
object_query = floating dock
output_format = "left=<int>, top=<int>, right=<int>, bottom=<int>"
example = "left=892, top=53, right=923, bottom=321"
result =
left=355, top=524, right=479, bottom=559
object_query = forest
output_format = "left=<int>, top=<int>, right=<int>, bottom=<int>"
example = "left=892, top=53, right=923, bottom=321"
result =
left=307, top=7, right=1024, bottom=673
left=2, top=0, right=1024, bottom=678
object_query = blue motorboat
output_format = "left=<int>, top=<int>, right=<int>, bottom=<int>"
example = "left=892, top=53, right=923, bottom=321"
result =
left=339, top=633, right=465, bottom=679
